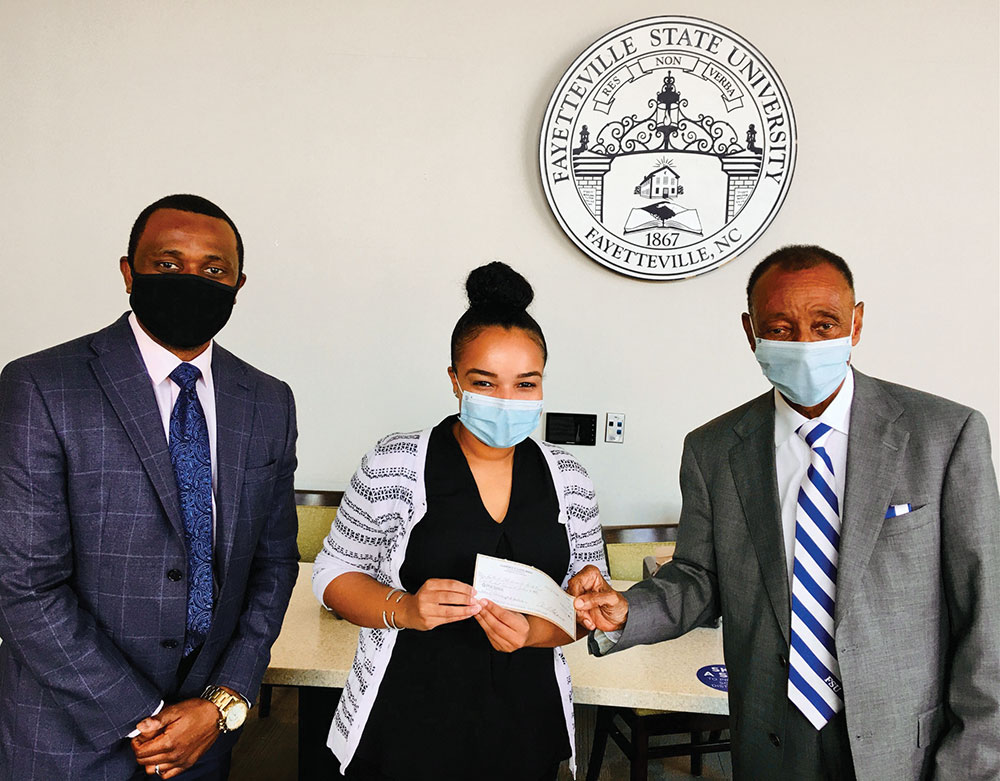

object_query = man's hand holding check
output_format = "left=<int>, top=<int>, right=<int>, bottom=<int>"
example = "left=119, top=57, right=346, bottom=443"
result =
left=567, top=565, right=629, bottom=633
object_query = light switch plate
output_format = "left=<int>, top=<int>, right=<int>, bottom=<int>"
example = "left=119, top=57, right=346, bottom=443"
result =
left=605, top=412, right=625, bottom=443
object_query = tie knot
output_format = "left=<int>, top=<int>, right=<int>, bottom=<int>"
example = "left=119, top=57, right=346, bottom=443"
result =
left=796, top=419, right=832, bottom=449
left=170, top=363, right=201, bottom=390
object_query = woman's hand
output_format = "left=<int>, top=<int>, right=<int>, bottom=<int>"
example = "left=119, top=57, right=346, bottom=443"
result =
left=399, top=579, right=481, bottom=631
left=473, top=599, right=532, bottom=652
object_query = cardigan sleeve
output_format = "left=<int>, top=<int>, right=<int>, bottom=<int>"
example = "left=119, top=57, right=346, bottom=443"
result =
left=547, top=444, right=610, bottom=584
left=311, top=433, right=421, bottom=605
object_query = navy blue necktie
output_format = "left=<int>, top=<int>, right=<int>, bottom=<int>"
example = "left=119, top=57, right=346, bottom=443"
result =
left=168, top=363, right=214, bottom=656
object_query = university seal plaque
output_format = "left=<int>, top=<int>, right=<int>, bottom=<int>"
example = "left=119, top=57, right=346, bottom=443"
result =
left=540, top=17, right=797, bottom=280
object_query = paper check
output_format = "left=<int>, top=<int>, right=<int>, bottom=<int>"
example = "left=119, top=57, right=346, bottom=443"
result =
left=473, top=554, right=577, bottom=638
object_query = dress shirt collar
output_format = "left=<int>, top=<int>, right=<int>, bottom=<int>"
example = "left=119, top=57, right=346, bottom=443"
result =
left=128, top=311, right=213, bottom=386
left=773, top=366, right=854, bottom=446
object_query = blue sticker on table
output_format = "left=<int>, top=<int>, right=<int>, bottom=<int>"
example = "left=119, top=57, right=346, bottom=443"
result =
left=697, top=664, right=728, bottom=691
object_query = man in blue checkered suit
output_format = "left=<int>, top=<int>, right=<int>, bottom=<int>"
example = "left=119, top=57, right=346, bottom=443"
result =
left=0, top=195, right=299, bottom=779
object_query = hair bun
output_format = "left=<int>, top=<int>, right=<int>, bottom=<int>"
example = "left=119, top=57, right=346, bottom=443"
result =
left=465, top=261, right=534, bottom=311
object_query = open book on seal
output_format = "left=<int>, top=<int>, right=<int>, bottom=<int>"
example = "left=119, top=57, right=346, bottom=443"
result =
left=624, top=201, right=703, bottom=234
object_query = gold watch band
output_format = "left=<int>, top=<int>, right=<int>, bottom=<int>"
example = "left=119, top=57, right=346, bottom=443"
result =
left=201, top=686, right=249, bottom=732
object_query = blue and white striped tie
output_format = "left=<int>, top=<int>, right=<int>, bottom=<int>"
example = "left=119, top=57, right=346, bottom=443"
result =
left=788, top=419, right=845, bottom=729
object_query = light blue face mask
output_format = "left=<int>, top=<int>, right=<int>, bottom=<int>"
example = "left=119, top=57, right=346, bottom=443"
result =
left=457, top=382, right=543, bottom=449
left=752, top=322, right=854, bottom=407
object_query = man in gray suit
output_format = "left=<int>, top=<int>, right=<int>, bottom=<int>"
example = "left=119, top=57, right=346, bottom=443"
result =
left=571, top=245, right=999, bottom=780
left=0, top=195, right=299, bottom=779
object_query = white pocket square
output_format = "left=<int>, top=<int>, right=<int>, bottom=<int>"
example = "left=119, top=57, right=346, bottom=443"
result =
left=885, top=503, right=913, bottom=519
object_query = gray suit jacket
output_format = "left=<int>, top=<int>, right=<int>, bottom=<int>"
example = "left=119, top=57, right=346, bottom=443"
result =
left=0, top=314, right=300, bottom=779
left=598, top=371, right=1000, bottom=780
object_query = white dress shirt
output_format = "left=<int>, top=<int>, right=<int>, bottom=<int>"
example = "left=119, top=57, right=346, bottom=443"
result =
left=773, top=367, right=854, bottom=589
left=128, top=313, right=218, bottom=497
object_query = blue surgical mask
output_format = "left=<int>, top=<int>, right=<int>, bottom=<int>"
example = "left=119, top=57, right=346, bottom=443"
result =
left=751, top=322, right=854, bottom=407
left=457, top=382, right=543, bottom=449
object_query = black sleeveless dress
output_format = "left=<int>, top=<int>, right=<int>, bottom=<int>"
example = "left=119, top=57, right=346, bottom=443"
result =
left=348, top=416, right=572, bottom=780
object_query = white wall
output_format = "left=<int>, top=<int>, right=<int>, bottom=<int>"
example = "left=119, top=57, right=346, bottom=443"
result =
left=2, top=0, right=997, bottom=525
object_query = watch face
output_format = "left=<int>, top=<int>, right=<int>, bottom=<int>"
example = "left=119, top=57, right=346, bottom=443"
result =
left=225, top=701, right=248, bottom=730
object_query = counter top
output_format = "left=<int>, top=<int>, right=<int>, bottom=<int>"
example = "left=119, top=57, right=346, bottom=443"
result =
left=265, top=563, right=728, bottom=715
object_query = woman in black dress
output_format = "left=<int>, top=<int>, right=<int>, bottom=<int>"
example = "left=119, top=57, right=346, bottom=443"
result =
left=313, top=262, right=608, bottom=780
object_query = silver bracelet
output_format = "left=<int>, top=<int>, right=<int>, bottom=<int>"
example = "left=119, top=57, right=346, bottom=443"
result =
left=383, top=588, right=407, bottom=630
left=385, top=588, right=404, bottom=603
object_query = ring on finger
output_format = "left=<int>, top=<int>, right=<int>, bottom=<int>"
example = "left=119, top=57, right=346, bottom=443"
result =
left=154, top=766, right=161, bottom=777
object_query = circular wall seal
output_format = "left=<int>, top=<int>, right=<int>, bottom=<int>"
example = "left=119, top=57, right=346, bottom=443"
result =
left=540, top=17, right=797, bottom=280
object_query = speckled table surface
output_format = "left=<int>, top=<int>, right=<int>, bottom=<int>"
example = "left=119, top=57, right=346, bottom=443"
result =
left=265, top=563, right=728, bottom=715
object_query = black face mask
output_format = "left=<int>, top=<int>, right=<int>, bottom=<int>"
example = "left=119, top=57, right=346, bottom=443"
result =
left=129, top=272, right=238, bottom=349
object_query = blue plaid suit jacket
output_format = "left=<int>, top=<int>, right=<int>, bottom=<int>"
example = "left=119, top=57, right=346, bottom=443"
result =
left=0, top=314, right=299, bottom=779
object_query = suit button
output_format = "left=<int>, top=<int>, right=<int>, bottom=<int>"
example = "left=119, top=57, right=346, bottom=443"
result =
left=769, top=733, right=781, bottom=747
left=167, top=569, right=183, bottom=582
left=162, top=639, right=179, bottom=649
left=778, top=654, right=788, bottom=668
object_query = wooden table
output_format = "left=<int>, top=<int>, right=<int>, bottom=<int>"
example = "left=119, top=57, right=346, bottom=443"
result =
left=264, top=563, right=728, bottom=774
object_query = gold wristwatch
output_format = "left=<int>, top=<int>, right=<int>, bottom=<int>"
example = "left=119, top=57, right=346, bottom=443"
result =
left=201, top=685, right=250, bottom=733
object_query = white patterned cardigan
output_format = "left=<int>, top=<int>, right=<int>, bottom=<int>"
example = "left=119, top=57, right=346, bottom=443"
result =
left=311, top=427, right=609, bottom=776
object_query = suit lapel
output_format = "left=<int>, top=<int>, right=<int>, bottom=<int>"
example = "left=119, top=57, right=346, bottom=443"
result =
left=730, top=393, right=791, bottom=644
left=212, top=345, right=253, bottom=584
left=89, top=314, right=185, bottom=540
left=836, top=370, right=907, bottom=625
